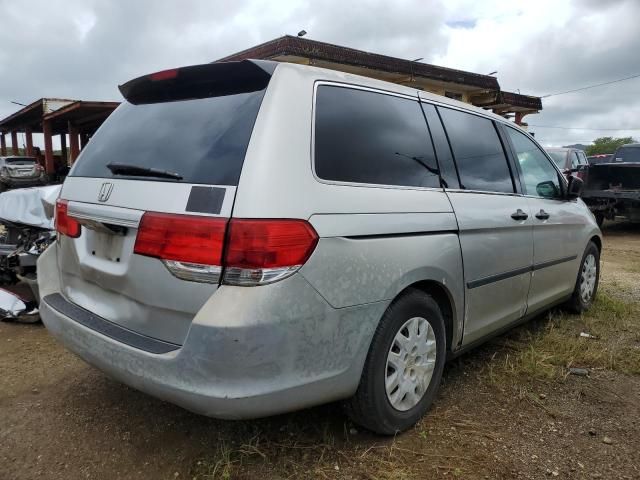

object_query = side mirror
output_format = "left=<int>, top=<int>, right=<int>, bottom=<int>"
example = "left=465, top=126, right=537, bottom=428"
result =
left=536, top=180, right=560, bottom=198
left=566, top=176, right=584, bottom=199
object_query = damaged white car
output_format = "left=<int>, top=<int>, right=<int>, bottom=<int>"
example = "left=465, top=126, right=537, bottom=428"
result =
left=0, top=185, right=59, bottom=322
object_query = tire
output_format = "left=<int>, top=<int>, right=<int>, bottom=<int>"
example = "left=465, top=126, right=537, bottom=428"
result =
left=345, top=288, right=447, bottom=435
left=565, top=241, right=600, bottom=313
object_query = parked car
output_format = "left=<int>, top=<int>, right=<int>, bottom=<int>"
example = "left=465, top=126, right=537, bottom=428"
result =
left=546, top=147, right=590, bottom=181
left=0, top=156, right=46, bottom=191
left=582, top=143, right=640, bottom=225
left=38, top=60, right=602, bottom=435
left=587, top=154, right=613, bottom=165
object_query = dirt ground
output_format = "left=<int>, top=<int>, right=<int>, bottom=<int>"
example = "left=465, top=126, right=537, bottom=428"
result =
left=1, top=223, right=639, bottom=480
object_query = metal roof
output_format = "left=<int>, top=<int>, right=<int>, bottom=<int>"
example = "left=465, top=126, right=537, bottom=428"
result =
left=218, top=35, right=500, bottom=91
left=43, top=101, right=120, bottom=134
left=0, top=98, right=76, bottom=133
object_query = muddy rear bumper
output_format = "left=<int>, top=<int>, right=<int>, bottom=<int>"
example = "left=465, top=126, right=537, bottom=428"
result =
left=38, top=244, right=386, bottom=419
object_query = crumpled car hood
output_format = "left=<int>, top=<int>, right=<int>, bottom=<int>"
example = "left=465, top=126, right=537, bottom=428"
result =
left=0, top=185, right=61, bottom=229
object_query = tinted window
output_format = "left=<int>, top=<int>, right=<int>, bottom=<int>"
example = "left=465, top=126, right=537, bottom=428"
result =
left=439, top=108, right=514, bottom=193
left=314, top=86, right=440, bottom=188
left=506, top=127, right=562, bottom=199
left=613, top=146, right=640, bottom=163
left=70, top=90, right=267, bottom=185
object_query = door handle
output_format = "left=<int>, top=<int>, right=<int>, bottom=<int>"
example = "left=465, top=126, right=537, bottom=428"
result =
left=511, top=209, right=528, bottom=221
left=535, top=209, right=550, bottom=220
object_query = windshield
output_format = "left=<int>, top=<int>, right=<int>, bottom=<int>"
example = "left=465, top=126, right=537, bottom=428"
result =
left=612, top=146, right=640, bottom=163
left=5, top=157, right=36, bottom=164
left=547, top=151, right=567, bottom=168
left=70, top=89, right=267, bottom=185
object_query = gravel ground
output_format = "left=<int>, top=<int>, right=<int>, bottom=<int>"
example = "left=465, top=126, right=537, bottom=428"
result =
left=1, top=222, right=639, bottom=480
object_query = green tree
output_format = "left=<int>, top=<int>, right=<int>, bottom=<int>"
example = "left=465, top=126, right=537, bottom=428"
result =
left=585, top=136, right=636, bottom=156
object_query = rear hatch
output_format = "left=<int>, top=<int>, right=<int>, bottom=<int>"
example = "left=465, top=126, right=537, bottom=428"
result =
left=4, top=157, right=40, bottom=179
left=56, top=60, right=274, bottom=346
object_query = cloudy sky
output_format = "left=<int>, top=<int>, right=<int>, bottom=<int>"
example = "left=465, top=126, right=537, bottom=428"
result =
left=0, top=0, right=638, bottom=147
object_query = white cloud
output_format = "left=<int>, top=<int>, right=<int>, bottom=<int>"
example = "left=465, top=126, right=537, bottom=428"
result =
left=0, top=0, right=638, bottom=147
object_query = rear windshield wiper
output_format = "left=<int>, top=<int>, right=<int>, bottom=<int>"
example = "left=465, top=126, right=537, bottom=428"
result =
left=106, top=162, right=183, bottom=180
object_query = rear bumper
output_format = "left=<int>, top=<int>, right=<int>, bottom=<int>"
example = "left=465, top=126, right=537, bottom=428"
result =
left=38, top=244, right=386, bottom=419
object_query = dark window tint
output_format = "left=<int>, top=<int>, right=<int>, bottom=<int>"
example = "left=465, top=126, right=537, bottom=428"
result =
left=439, top=107, right=514, bottom=193
left=506, top=127, right=562, bottom=199
left=314, top=86, right=441, bottom=188
left=613, top=146, right=640, bottom=163
left=70, top=90, right=267, bottom=185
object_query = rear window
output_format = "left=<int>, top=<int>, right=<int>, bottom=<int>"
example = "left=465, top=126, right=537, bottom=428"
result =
left=70, top=90, right=266, bottom=185
left=314, top=86, right=441, bottom=188
left=5, top=157, right=36, bottom=164
left=613, top=146, right=640, bottom=163
left=438, top=107, right=514, bottom=193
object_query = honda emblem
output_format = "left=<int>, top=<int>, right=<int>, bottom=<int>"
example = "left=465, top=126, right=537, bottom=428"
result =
left=98, top=182, right=114, bottom=202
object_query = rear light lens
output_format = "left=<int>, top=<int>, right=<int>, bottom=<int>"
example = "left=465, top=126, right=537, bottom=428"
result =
left=133, top=214, right=319, bottom=286
left=150, top=68, right=179, bottom=81
left=223, top=219, right=319, bottom=286
left=134, top=212, right=227, bottom=283
left=55, top=199, right=81, bottom=238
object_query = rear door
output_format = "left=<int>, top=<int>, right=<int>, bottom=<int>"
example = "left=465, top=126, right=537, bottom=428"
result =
left=502, top=125, right=583, bottom=311
left=436, top=106, right=533, bottom=346
left=56, top=61, right=273, bottom=346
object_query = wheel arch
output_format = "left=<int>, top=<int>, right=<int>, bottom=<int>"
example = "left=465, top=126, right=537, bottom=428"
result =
left=398, top=280, right=457, bottom=353
left=590, top=234, right=602, bottom=253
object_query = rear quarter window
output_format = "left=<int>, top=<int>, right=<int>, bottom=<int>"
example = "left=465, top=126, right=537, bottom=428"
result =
left=314, top=85, right=441, bottom=189
left=70, top=90, right=267, bottom=185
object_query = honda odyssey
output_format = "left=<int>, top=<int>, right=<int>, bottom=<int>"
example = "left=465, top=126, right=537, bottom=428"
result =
left=38, top=60, right=602, bottom=434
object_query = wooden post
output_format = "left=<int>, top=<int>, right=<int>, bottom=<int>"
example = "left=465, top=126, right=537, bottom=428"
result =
left=43, top=120, right=55, bottom=174
left=60, top=133, right=67, bottom=165
left=515, top=112, right=523, bottom=126
left=25, top=126, right=34, bottom=156
left=80, top=132, right=89, bottom=149
left=68, top=122, right=80, bottom=163
left=10, top=131, right=19, bottom=155
left=0, top=133, right=6, bottom=155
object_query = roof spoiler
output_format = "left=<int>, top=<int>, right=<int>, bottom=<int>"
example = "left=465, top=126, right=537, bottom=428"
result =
left=119, top=60, right=276, bottom=105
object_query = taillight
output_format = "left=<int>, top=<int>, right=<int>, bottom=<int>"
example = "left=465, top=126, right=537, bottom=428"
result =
left=134, top=212, right=227, bottom=283
left=55, top=199, right=81, bottom=238
left=223, top=219, right=319, bottom=285
left=150, top=68, right=179, bottom=81
left=133, top=214, right=318, bottom=286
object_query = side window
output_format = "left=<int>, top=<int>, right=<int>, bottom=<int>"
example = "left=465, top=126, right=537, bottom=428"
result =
left=505, top=127, right=563, bottom=199
left=571, top=151, right=581, bottom=169
left=578, top=151, right=589, bottom=165
left=314, top=86, right=441, bottom=188
left=438, top=107, right=514, bottom=193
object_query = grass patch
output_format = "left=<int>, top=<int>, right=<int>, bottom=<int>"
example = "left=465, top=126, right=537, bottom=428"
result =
left=487, top=290, right=640, bottom=382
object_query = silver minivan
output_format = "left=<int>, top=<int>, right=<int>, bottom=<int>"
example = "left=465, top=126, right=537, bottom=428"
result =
left=39, top=60, right=602, bottom=434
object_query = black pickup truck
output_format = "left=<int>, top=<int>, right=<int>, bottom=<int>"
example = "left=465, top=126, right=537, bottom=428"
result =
left=582, top=143, right=640, bottom=226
